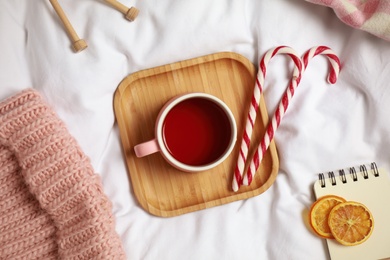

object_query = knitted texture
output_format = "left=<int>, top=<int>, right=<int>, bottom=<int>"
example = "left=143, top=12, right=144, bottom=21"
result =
left=0, top=89, right=126, bottom=259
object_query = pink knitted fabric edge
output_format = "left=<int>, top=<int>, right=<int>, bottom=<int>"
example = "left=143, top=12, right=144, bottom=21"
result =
left=0, top=89, right=126, bottom=259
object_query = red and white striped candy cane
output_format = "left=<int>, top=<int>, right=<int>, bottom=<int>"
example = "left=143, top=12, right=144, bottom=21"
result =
left=241, top=46, right=341, bottom=186
left=232, top=46, right=303, bottom=192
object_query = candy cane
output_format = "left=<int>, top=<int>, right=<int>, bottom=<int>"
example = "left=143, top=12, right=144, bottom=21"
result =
left=232, top=46, right=303, bottom=192
left=241, top=46, right=341, bottom=186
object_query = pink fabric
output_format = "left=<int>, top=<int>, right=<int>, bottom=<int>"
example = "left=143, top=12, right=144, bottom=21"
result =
left=0, top=89, right=125, bottom=259
left=306, top=0, right=390, bottom=41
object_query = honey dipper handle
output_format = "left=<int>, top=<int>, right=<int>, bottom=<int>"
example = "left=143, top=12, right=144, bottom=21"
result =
left=49, top=0, right=87, bottom=52
left=105, top=0, right=139, bottom=21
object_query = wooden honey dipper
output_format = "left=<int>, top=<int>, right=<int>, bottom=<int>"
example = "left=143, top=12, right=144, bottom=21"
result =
left=104, top=0, right=139, bottom=21
left=49, top=0, right=88, bottom=52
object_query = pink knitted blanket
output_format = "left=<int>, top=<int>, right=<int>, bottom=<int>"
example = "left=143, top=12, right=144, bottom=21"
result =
left=0, top=89, right=125, bottom=259
left=306, top=0, right=390, bottom=41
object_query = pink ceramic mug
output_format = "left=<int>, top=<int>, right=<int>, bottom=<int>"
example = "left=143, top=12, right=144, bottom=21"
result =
left=134, top=93, right=237, bottom=172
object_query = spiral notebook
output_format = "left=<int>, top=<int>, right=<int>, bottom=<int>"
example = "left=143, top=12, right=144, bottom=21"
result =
left=313, top=163, right=390, bottom=260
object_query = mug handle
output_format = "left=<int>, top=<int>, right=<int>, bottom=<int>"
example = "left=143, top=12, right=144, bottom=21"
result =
left=134, top=139, right=160, bottom=157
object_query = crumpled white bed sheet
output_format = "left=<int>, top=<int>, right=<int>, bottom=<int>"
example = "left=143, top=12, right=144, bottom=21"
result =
left=1, top=0, right=390, bottom=259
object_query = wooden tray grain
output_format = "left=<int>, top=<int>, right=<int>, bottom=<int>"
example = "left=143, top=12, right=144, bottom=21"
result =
left=114, top=52, right=279, bottom=217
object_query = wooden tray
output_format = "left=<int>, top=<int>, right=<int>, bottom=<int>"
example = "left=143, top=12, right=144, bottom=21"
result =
left=114, top=52, right=279, bottom=217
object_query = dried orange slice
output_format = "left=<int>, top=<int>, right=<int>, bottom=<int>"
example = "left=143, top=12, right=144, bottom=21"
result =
left=328, top=201, right=374, bottom=246
left=309, top=195, right=346, bottom=239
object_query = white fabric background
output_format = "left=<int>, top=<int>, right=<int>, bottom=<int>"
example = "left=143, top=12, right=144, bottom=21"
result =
left=1, top=0, right=390, bottom=259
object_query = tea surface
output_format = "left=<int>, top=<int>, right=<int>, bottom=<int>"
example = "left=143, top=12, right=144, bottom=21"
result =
left=162, top=98, right=231, bottom=166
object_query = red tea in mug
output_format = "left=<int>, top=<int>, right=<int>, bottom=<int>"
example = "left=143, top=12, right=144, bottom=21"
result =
left=162, top=97, right=232, bottom=166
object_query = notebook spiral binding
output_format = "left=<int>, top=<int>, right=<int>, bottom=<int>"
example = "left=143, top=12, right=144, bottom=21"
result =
left=319, top=162, right=380, bottom=188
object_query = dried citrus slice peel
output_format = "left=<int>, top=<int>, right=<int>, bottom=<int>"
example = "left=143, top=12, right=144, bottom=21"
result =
left=328, top=201, right=374, bottom=246
left=309, top=195, right=346, bottom=239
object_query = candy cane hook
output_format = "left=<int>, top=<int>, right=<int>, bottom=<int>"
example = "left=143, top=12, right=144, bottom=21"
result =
left=241, top=46, right=341, bottom=187
left=232, top=46, right=303, bottom=192
left=301, top=46, right=340, bottom=84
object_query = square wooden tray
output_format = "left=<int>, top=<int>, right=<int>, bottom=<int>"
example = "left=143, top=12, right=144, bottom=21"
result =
left=114, top=52, right=279, bottom=217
